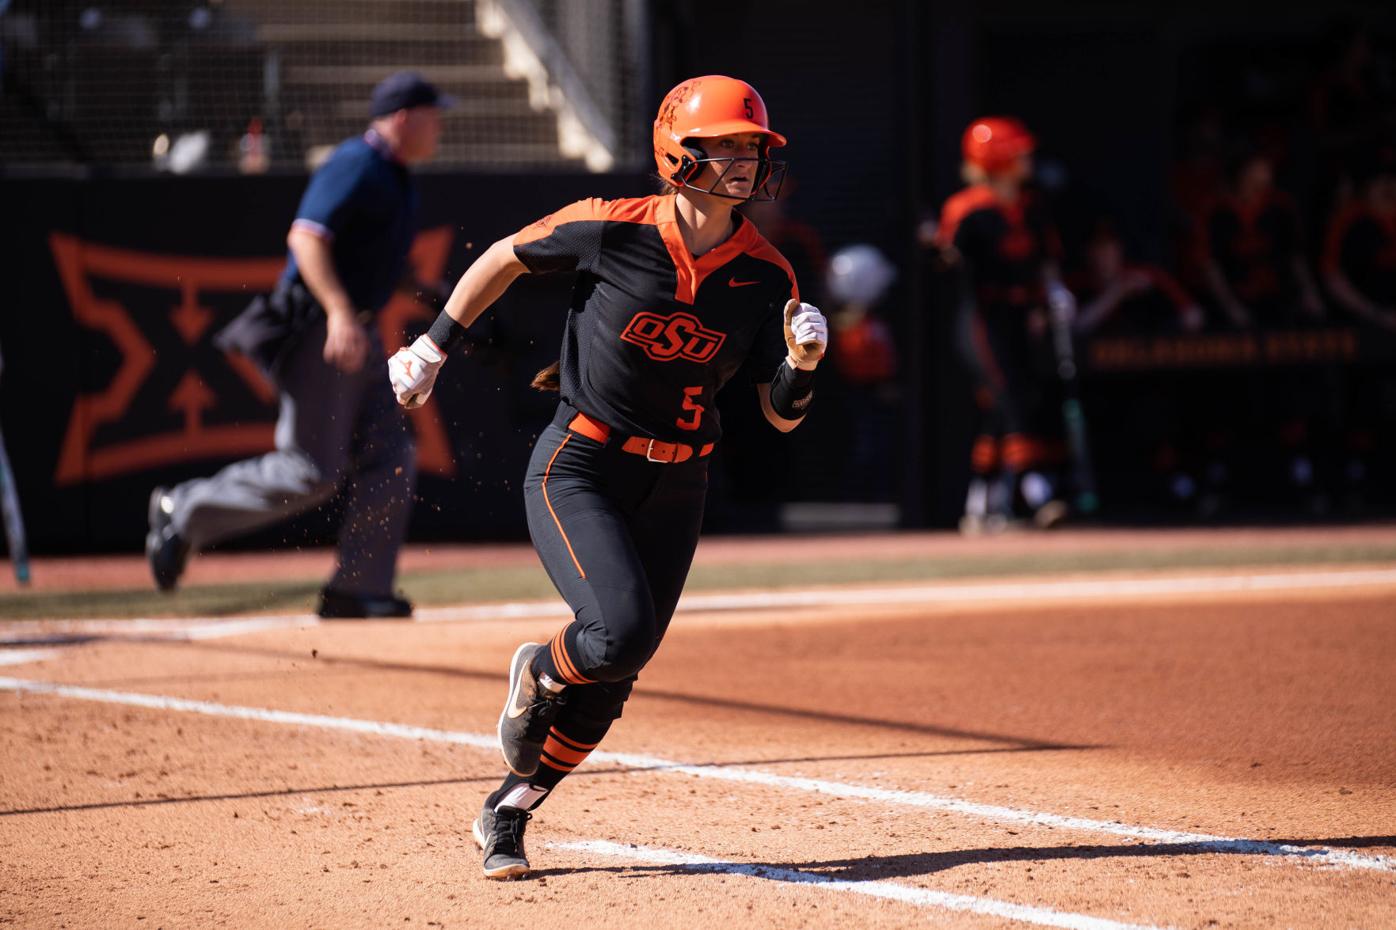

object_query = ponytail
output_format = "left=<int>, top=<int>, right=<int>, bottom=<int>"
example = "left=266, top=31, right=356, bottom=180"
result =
left=531, top=360, right=561, bottom=392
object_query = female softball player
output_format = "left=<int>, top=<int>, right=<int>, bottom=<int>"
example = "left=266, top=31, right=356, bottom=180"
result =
left=935, top=116, right=1073, bottom=533
left=387, top=75, right=828, bottom=879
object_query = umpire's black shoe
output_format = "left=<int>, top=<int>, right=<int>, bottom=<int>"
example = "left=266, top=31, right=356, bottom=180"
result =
left=316, top=588, right=414, bottom=619
left=472, top=802, right=532, bottom=880
left=146, top=487, right=190, bottom=592
left=498, top=642, right=567, bottom=777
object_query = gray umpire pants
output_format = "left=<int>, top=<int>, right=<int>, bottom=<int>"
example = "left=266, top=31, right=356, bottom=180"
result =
left=165, top=317, right=416, bottom=596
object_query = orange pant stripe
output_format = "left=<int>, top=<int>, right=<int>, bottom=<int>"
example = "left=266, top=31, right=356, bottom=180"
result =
left=543, top=435, right=586, bottom=580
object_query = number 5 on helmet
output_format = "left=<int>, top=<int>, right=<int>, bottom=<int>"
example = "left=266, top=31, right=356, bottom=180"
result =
left=652, top=75, right=789, bottom=202
left=388, top=335, right=446, bottom=408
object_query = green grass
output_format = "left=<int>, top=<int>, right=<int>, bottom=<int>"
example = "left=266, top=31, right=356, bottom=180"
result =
left=3, top=542, right=1392, bottom=621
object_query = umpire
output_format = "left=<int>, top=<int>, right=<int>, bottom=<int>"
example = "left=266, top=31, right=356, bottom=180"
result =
left=145, top=71, right=454, bottom=617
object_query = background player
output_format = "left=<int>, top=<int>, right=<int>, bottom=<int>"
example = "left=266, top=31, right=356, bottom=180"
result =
left=387, top=75, right=828, bottom=879
left=935, top=116, right=1075, bottom=533
left=1199, top=150, right=1326, bottom=330
left=145, top=72, right=452, bottom=617
left=1321, top=146, right=1396, bottom=509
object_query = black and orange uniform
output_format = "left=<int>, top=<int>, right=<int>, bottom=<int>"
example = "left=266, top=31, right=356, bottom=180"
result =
left=1199, top=190, right=1310, bottom=328
left=495, top=193, right=795, bottom=792
left=937, top=184, right=1064, bottom=490
left=1204, top=187, right=1329, bottom=493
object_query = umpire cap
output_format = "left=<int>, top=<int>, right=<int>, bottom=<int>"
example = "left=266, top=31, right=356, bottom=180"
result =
left=370, top=71, right=457, bottom=118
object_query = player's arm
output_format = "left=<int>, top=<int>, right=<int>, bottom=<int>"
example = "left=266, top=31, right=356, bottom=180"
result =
left=1074, top=283, right=1126, bottom=335
left=288, top=226, right=369, bottom=373
left=1325, top=266, right=1396, bottom=331
left=439, top=236, right=530, bottom=328
left=389, top=236, right=529, bottom=408
left=759, top=299, right=828, bottom=432
left=1201, top=258, right=1252, bottom=329
left=1292, top=253, right=1326, bottom=319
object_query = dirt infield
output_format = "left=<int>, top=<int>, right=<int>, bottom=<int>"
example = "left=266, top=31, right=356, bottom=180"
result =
left=2, top=530, right=1394, bottom=928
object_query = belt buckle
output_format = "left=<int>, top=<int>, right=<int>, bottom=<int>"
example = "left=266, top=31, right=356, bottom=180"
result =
left=645, top=439, right=667, bottom=463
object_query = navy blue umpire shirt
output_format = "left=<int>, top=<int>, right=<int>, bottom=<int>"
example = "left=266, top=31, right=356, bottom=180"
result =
left=281, top=128, right=418, bottom=316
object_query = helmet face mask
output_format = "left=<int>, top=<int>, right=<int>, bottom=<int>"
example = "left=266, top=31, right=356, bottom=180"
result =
left=672, top=144, right=788, bottom=203
left=654, top=75, right=788, bottom=203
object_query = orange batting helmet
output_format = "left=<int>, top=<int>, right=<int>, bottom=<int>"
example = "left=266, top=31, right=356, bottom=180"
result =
left=653, top=75, right=788, bottom=201
left=962, top=116, right=1036, bottom=174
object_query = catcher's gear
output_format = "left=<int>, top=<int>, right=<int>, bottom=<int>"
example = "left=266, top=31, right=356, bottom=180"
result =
left=783, top=299, right=828, bottom=369
left=388, top=334, right=445, bottom=408
left=652, top=75, right=787, bottom=201
left=962, top=116, right=1036, bottom=174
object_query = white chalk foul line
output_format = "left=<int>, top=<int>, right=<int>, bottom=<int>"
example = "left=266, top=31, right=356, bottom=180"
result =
left=1, top=676, right=1391, bottom=875
left=413, top=567, right=1396, bottom=623
left=0, top=649, right=56, bottom=667
left=0, top=614, right=317, bottom=645
left=553, top=839, right=1170, bottom=930
left=0, top=675, right=493, bottom=753
left=592, top=749, right=1396, bottom=873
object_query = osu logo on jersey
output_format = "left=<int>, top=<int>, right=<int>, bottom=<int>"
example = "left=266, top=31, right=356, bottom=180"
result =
left=620, top=311, right=727, bottom=363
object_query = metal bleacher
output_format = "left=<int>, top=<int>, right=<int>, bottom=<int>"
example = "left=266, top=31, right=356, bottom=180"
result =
left=223, top=0, right=586, bottom=169
left=0, top=0, right=605, bottom=172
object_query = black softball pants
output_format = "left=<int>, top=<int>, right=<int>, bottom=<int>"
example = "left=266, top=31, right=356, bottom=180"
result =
left=523, top=403, right=708, bottom=739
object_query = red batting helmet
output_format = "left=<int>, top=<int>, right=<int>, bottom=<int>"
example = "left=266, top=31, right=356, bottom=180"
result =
left=962, top=116, right=1036, bottom=174
left=652, top=75, right=788, bottom=201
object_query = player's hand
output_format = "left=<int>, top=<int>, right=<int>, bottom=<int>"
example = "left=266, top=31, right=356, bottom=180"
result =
left=324, top=311, right=369, bottom=373
left=388, top=335, right=446, bottom=408
left=783, top=299, right=828, bottom=370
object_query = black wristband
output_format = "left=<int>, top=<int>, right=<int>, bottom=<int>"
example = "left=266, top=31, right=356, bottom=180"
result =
left=769, top=360, right=816, bottom=419
left=426, top=310, right=470, bottom=354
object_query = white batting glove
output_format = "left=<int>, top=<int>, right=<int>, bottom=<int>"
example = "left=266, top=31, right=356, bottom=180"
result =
left=388, top=335, right=446, bottom=408
left=783, top=300, right=828, bottom=370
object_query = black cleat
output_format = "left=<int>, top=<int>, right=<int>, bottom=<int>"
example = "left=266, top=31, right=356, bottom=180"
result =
left=472, top=803, right=531, bottom=880
left=316, top=588, right=414, bottom=619
left=497, top=642, right=566, bottom=777
left=146, top=487, right=190, bottom=592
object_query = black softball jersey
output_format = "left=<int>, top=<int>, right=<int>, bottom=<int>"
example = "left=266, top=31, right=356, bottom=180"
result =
left=512, top=194, right=798, bottom=445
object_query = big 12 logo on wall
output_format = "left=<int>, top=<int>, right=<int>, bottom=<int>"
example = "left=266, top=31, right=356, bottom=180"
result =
left=49, top=229, right=457, bottom=487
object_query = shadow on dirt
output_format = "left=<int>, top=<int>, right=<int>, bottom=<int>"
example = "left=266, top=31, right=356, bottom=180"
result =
left=535, top=834, right=1396, bottom=880
left=82, top=638, right=1100, bottom=753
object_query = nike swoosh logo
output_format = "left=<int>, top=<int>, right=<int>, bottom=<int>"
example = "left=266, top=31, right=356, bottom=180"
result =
left=728, top=278, right=759, bottom=288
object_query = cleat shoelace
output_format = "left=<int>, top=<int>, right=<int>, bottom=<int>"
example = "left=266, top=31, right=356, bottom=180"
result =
left=491, top=808, right=531, bottom=857
left=521, top=693, right=565, bottom=743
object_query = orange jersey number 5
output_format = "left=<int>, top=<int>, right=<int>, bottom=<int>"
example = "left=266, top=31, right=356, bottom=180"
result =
left=677, top=386, right=704, bottom=431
